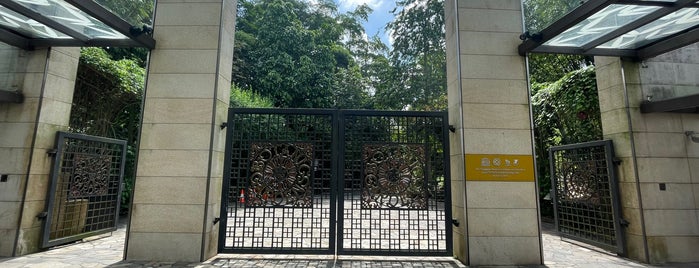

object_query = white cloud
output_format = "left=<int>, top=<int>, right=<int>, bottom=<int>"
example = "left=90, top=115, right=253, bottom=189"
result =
left=338, top=0, right=385, bottom=10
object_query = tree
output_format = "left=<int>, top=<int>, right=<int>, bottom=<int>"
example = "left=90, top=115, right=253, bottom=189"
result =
left=384, top=0, right=446, bottom=111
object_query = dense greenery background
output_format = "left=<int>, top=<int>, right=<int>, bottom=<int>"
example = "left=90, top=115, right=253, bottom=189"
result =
left=71, top=0, right=602, bottom=215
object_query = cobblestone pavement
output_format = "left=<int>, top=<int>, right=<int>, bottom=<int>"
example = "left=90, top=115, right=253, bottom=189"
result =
left=0, top=220, right=695, bottom=267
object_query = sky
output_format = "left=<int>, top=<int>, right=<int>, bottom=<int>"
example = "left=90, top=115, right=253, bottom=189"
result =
left=336, top=0, right=395, bottom=46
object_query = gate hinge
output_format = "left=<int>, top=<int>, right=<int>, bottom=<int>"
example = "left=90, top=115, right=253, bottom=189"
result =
left=452, top=219, right=460, bottom=227
left=220, top=122, right=228, bottom=130
left=448, top=125, right=456, bottom=133
left=47, top=149, right=57, bottom=157
left=613, top=157, right=622, bottom=165
left=213, top=217, right=220, bottom=225
left=37, top=211, right=48, bottom=219
left=619, top=218, right=629, bottom=227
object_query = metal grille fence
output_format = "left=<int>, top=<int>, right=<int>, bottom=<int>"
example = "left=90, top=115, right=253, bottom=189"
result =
left=549, top=140, right=625, bottom=255
left=42, top=132, right=127, bottom=248
left=220, top=109, right=451, bottom=256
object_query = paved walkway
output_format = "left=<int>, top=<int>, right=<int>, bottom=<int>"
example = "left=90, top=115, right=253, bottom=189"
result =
left=0, top=220, right=689, bottom=267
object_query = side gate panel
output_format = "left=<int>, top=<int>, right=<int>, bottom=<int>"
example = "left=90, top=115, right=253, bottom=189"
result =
left=219, top=109, right=337, bottom=254
left=338, top=111, right=452, bottom=256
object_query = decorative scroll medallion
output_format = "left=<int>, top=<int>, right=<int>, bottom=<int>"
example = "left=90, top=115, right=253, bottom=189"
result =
left=248, top=142, right=313, bottom=207
left=362, top=144, right=427, bottom=209
left=69, top=153, right=111, bottom=198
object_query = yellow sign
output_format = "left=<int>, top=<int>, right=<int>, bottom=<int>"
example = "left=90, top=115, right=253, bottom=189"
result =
left=465, top=154, right=535, bottom=182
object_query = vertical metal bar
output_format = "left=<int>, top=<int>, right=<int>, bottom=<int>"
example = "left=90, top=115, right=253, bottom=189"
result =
left=605, top=140, right=626, bottom=256
left=441, top=111, right=454, bottom=256
left=548, top=147, right=560, bottom=235
left=41, top=132, right=66, bottom=248
left=336, top=110, right=346, bottom=254
left=218, top=109, right=236, bottom=253
left=329, top=110, right=340, bottom=254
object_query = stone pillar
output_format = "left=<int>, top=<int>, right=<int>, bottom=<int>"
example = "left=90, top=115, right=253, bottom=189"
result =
left=595, top=45, right=699, bottom=264
left=445, top=0, right=542, bottom=265
left=0, top=46, right=80, bottom=256
left=126, top=0, right=235, bottom=262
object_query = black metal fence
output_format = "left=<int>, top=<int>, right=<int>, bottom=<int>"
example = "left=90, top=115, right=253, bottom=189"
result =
left=219, top=108, right=451, bottom=256
left=549, top=140, right=625, bottom=255
left=42, top=132, right=127, bottom=248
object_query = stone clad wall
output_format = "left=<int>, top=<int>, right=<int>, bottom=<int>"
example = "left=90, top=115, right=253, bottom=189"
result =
left=595, top=45, right=699, bottom=264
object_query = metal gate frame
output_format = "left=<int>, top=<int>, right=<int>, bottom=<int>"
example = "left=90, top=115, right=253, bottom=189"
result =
left=42, top=132, right=127, bottom=248
left=549, top=140, right=626, bottom=255
left=219, top=108, right=452, bottom=256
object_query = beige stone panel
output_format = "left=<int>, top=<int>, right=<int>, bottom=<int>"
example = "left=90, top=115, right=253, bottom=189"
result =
left=469, top=236, right=541, bottom=265
left=634, top=132, right=687, bottom=158
left=0, top=148, right=30, bottom=175
left=637, top=157, right=691, bottom=183
left=0, top=228, right=17, bottom=257
left=605, top=133, right=632, bottom=157
left=463, top=103, right=530, bottom=130
left=0, top=202, right=20, bottom=229
left=463, top=129, right=533, bottom=155
left=148, top=50, right=218, bottom=74
left=460, top=55, right=526, bottom=80
left=140, top=123, right=212, bottom=150
left=130, top=204, right=204, bottom=233
left=33, top=123, right=67, bottom=150
left=451, top=204, right=466, bottom=235
left=600, top=108, right=633, bottom=135
left=461, top=79, right=528, bottom=105
left=466, top=181, right=537, bottom=209
left=681, top=113, right=699, bottom=130
left=457, top=9, right=522, bottom=33
left=644, top=209, right=699, bottom=236
left=688, top=141, right=699, bottom=158
left=622, top=60, right=642, bottom=85
left=146, top=74, right=216, bottom=99
left=458, top=31, right=519, bottom=56
left=42, top=75, right=76, bottom=104
left=467, top=208, right=538, bottom=237
left=136, top=150, right=210, bottom=177
left=37, top=99, right=72, bottom=126
left=619, top=182, right=640, bottom=209
left=45, top=48, right=79, bottom=81
left=19, top=73, right=45, bottom=98
left=594, top=59, right=623, bottom=91
left=127, top=232, right=202, bottom=262
left=14, top=226, right=41, bottom=255
left=597, top=86, right=625, bottom=113
left=640, top=183, right=695, bottom=209
left=625, top=233, right=648, bottom=263
left=691, top=158, right=699, bottom=183
left=0, top=174, right=23, bottom=202
left=133, top=177, right=207, bottom=205
left=457, top=0, right=521, bottom=10
left=452, top=234, right=468, bottom=265
left=27, top=149, right=52, bottom=176
left=641, top=113, right=684, bottom=133
left=1, top=98, right=39, bottom=123
left=623, top=84, right=644, bottom=108
left=447, top=106, right=461, bottom=130
left=154, top=26, right=221, bottom=50
left=217, top=75, right=232, bottom=105
left=154, top=2, right=223, bottom=26
left=621, top=207, right=644, bottom=235
left=0, top=123, right=34, bottom=148
left=209, top=153, right=225, bottom=183
left=451, top=179, right=465, bottom=208
left=23, top=175, right=49, bottom=202
left=448, top=128, right=463, bottom=157
left=648, top=236, right=699, bottom=263
left=142, top=98, right=214, bottom=124
left=694, top=184, right=699, bottom=208
left=207, top=176, right=223, bottom=204
left=18, top=200, right=44, bottom=229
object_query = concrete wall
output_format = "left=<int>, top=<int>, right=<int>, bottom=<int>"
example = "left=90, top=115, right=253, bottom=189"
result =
left=0, top=47, right=80, bottom=256
left=446, top=0, right=542, bottom=265
left=595, top=44, right=699, bottom=264
left=125, top=0, right=236, bottom=262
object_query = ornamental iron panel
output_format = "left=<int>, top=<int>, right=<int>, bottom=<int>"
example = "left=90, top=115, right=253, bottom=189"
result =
left=220, top=109, right=451, bottom=256
left=42, top=132, right=127, bottom=248
left=549, top=140, right=625, bottom=255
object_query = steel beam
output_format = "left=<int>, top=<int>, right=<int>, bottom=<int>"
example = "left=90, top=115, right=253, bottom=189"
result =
left=637, top=26, right=699, bottom=59
left=64, top=0, right=155, bottom=49
left=640, top=94, right=699, bottom=113
left=0, top=90, right=24, bottom=103
left=0, top=27, right=30, bottom=49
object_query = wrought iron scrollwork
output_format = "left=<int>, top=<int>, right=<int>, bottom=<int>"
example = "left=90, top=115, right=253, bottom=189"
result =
left=361, top=143, right=427, bottom=209
left=69, top=153, right=111, bottom=199
left=248, top=142, right=314, bottom=207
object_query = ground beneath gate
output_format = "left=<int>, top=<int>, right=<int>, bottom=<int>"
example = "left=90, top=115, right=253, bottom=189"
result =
left=0, top=219, right=692, bottom=267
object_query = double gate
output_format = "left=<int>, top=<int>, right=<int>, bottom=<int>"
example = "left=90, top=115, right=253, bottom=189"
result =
left=219, top=109, right=452, bottom=255
left=549, top=140, right=625, bottom=255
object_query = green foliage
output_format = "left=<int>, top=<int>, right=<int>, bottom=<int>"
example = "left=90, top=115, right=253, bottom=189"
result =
left=532, top=66, right=603, bottom=215
left=230, top=83, right=274, bottom=108
left=72, top=47, right=144, bottom=214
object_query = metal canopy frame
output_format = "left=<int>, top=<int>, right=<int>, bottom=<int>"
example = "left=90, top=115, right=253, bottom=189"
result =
left=519, top=0, right=699, bottom=59
left=640, top=93, right=699, bottom=113
left=0, top=0, right=155, bottom=50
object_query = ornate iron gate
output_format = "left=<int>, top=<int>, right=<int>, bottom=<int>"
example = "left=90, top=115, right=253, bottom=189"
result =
left=549, top=140, right=625, bottom=255
left=219, top=109, right=452, bottom=255
left=42, top=132, right=127, bottom=248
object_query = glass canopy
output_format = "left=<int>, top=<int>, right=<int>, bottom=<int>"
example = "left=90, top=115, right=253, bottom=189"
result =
left=0, top=0, right=155, bottom=50
left=519, top=0, right=699, bottom=59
